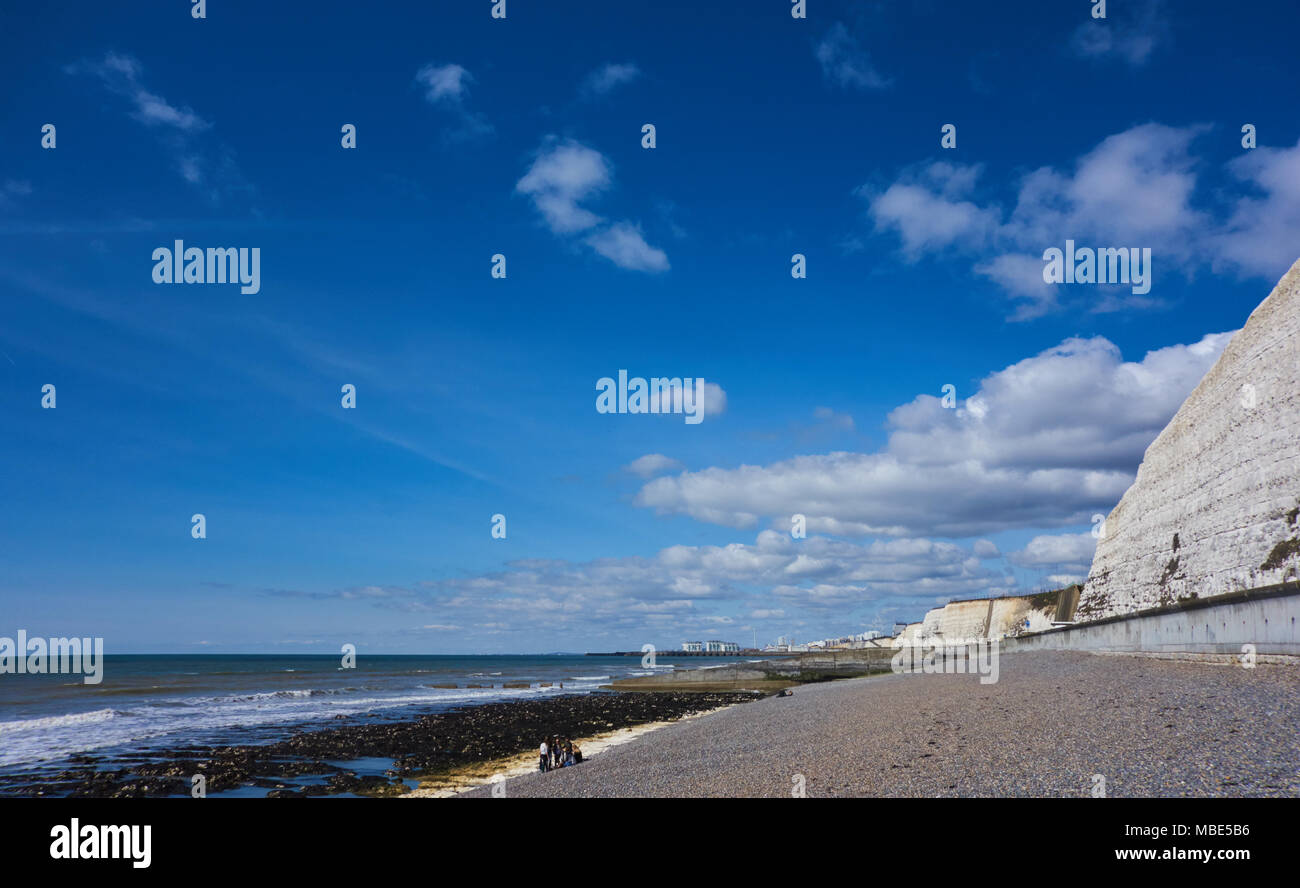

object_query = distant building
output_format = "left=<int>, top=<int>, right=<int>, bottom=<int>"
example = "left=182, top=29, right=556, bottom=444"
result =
left=702, top=640, right=740, bottom=653
left=681, top=641, right=703, bottom=652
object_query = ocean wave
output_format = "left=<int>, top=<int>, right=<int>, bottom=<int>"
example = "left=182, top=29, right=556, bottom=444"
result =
left=0, top=668, right=596, bottom=768
left=0, top=708, right=121, bottom=735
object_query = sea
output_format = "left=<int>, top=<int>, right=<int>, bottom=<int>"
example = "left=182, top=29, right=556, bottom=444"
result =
left=0, top=653, right=745, bottom=778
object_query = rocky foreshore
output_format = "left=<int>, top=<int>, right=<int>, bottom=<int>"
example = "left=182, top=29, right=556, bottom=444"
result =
left=0, top=691, right=758, bottom=798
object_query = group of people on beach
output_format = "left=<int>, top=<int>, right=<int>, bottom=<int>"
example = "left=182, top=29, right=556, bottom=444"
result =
left=538, top=735, right=582, bottom=772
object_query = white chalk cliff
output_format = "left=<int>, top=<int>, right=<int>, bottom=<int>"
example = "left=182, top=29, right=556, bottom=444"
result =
left=1079, top=257, right=1300, bottom=620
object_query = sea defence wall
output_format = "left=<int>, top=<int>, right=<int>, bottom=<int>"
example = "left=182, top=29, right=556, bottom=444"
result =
left=903, top=588, right=1076, bottom=645
left=1079, top=258, right=1300, bottom=620
left=1005, top=583, right=1300, bottom=659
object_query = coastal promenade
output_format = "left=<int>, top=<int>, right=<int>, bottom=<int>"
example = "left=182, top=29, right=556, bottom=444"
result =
left=461, top=651, right=1300, bottom=798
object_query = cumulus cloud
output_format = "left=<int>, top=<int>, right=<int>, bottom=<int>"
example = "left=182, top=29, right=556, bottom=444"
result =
left=863, top=122, right=1300, bottom=318
left=635, top=331, right=1233, bottom=538
left=517, top=138, right=669, bottom=273
left=864, top=161, right=999, bottom=258
left=626, top=453, right=685, bottom=478
left=1212, top=138, right=1300, bottom=281
left=516, top=140, right=611, bottom=234
left=1008, top=532, right=1097, bottom=576
left=580, top=63, right=641, bottom=98
left=395, top=531, right=1013, bottom=640
left=816, top=22, right=890, bottom=90
left=277, top=528, right=1023, bottom=648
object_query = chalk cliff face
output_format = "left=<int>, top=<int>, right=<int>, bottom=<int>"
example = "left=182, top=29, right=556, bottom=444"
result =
left=1079, top=258, right=1300, bottom=620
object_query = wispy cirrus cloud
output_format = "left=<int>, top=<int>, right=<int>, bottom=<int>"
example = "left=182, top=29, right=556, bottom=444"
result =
left=69, top=52, right=210, bottom=132
left=580, top=62, right=641, bottom=98
left=66, top=52, right=247, bottom=201
left=0, top=179, right=32, bottom=210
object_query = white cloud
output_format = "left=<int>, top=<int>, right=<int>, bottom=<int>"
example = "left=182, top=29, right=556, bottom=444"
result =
left=585, top=222, right=670, bottom=272
left=636, top=331, right=1233, bottom=538
left=865, top=162, right=999, bottom=258
left=291, top=529, right=1032, bottom=647
left=414, top=63, right=492, bottom=142
left=1070, top=0, right=1169, bottom=67
left=816, top=23, right=890, bottom=90
left=71, top=52, right=210, bottom=133
left=1008, top=533, right=1097, bottom=574
left=581, top=63, right=641, bottom=97
left=1212, top=138, right=1300, bottom=280
left=864, top=123, right=1270, bottom=318
left=517, top=138, right=670, bottom=273
left=974, top=253, right=1060, bottom=320
left=516, top=139, right=610, bottom=234
left=626, top=453, right=685, bottom=478
left=415, top=63, right=473, bottom=104
left=67, top=52, right=240, bottom=193
left=634, top=380, right=726, bottom=418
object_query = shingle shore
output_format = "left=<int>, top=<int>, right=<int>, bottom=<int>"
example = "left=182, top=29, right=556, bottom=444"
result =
left=460, top=651, right=1300, bottom=797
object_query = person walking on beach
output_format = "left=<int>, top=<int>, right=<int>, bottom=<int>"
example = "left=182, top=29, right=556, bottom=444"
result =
left=539, top=739, right=549, bottom=773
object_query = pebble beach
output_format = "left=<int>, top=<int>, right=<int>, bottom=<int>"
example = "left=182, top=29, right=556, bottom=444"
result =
left=460, top=651, right=1300, bottom=798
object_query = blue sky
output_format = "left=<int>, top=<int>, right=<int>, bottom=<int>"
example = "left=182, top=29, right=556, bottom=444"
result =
left=2, top=0, right=1298, bottom=653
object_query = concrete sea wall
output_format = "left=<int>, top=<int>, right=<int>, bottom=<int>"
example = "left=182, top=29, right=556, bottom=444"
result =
left=905, top=588, right=1073, bottom=644
left=1006, top=583, right=1300, bottom=659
